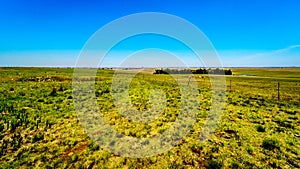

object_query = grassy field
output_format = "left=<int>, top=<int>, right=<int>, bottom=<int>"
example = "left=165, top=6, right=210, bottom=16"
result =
left=0, top=67, right=299, bottom=168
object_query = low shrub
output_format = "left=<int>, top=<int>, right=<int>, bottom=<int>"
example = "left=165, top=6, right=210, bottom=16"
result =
left=206, top=159, right=223, bottom=169
left=262, top=138, right=280, bottom=150
left=256, top=125, right=266, bottom=132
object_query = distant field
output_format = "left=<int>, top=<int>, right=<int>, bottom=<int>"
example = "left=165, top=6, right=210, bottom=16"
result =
left=231, top=67, right=300, bottom=78
left=0, top=67, right=299, bottom=168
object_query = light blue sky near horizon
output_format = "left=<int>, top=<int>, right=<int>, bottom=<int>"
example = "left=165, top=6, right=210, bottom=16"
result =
left=0, top=0, right=299, bottom=67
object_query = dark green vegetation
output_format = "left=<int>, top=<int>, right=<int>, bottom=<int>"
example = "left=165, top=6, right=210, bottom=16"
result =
left=0, top=67, right=299, bottom=168
left=153, top=68, right=233, bottom=75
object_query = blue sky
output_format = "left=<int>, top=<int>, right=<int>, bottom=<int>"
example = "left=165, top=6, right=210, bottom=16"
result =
left=0, top=0, right=299, bottom=67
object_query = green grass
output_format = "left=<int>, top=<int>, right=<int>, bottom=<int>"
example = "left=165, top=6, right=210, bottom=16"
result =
left=0, top=67, right=299, bottom=168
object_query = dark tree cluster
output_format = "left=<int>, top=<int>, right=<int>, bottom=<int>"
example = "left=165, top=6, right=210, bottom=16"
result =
left=153, top=68, right=233, bottom=75
left=153, top=68, right=191, bottom=74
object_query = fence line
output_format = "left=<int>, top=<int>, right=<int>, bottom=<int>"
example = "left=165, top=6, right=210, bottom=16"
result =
left=136, top=75, right=299, bottom=102
left=94, top=74, right=299, bottom=103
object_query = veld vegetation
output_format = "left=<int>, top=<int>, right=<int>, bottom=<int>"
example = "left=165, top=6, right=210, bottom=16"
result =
left=0, top=67, right=299, bottom=168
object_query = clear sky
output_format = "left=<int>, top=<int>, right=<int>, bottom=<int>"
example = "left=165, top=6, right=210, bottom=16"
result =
left=0, top=0, right=299, bottom=67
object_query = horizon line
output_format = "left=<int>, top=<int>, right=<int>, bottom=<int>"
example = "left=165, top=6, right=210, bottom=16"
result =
left=0, top=66, right=299, bottom=69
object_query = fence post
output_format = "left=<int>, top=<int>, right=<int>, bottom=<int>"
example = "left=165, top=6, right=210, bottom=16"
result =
left=187, top=76, right=191, bottom=86
left=230, top=80, right=232, bottom=92
left=278, top=82, right=280, bottom=100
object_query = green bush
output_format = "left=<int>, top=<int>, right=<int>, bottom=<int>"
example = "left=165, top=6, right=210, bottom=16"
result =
left=32, top=133, right=44, bottom=143
left=262, top=138, right=280, bottom=150
left=50, top=87, right=57, bottom=96
left=256, top=125, right=266, bottom=132
left=206, top=159, right=223, bottom=169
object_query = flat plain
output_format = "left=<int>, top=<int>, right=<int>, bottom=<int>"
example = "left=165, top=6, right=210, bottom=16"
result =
left=0, top=67, right=299, bottom=168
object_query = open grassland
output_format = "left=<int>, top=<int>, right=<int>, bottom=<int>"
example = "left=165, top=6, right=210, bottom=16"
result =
left=0, top=67, right=299, bottom=168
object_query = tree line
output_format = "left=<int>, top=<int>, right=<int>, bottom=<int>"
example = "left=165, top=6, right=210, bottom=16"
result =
left=153, top=68, right=233, bottom=75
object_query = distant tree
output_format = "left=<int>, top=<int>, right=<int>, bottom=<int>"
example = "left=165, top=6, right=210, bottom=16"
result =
left=225, top=69, right=233, bottom=75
